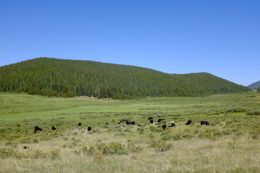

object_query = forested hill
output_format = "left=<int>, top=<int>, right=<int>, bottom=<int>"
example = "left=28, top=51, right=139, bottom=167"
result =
left=0, top=58, right=248, bottom=98
left=248, top=81, right=260, bottom=89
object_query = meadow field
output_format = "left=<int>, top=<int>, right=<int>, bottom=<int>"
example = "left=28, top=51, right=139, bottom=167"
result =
left=0, top=92, right=260, bottom=173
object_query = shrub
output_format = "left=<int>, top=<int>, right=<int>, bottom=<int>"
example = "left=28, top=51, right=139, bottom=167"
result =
left=87, top=142, right=128, bottom=155
left=226, top=108, right=246, bottom=113
left=19, top=136, right=33, bottom=143
left=29, top=150, right=49, bottom=159
left=160, top=128, right=194, bottom=141
left=198, top=128, right=226, bottom=140
left=149, top=125, right=161, bottom=132
left=50, top=149, right=60, bottom=159
left=127, top=141, right=143, bottom=153
left=149, top=138, right=172, bottom=152
left=0, top=148, right=31, bottom=159
left=106, top=142, right=128, bottom=154
left=251, top=134, right=259, bottom=140
left=93, top=150, right=104, bottom=161
left=137, top=127, right=144, bottom=134
left=0, top=148, right=16, bottom=159
left=247, top=110, right=260, bottom=115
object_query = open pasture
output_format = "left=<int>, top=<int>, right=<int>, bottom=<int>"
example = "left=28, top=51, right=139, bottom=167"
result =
left=0, top=92, right=260, bottom=173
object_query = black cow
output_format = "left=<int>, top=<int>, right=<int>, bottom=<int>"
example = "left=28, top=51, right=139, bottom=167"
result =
left=23, top=146, right=28, bottom=149
left=186, top=119, right=192, bottom=125
left=51, top=126, right=56, bottom=130
left=126, top=120, right=135, bottom=125
left=162, top=124, right=167, bottom=130
left=130, top=121, right=135, bottom=125
left=78, top=122, right=82, bottom=126
left=34, top=126, right=42, bottom=133
left=118, top=119, right=129, bottom=124
left=149, top=119, right=154, bottom=124
left=158, top=118, right=165, bottom=123
left=87, top=126, right=92, bottom=131
left=118, top=119, right=135, bottom=125
left=200, top=120, right=209, bottom=126
left=148, top=117, right=153, bottom=121
left=170, top=122, right=176, bottom=127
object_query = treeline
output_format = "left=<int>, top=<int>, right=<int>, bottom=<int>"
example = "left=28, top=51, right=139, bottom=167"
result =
left=0, top=58, right=248, bottom=98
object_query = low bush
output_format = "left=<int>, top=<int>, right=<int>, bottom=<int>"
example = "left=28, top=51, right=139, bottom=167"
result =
left=247, top=110, right=260, bottom=115
left=226, top=108, right=246, bottom=113
left=160, top=128, right=195, bottom=141
left=149, top=137, right=172, bottom=152
left=149, top=125, right=162, bottom=132
left=127, top=140, right=143, bottom=153
left=137, top=127, right=144, bottom=134
left=0, top=147, right=60, bottom=159
left=0, top=148, right=19, bottom=159
left=87, top=142, right=128, bottom=155
left=198, top=128, right=222, bottom=140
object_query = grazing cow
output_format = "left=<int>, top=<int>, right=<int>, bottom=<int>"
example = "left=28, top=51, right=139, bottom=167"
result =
left=200, top=120, right=209, bottom=126
left=149, top=119, right=154, bottom=124
left=118, top=119, right=129, bottom=124
left=34, top=126, right=42, bottom=133
left=162, top=123, right=167, bottom=130
left=126, top=120, right=135, bottom=125
left=186, top=119, right=192, bottom=125
left=170, top=121, right=176, bottom=127
left=87, top=127, right=92, bottom=131
left=23, top=146, right=28, bottom=149
left=158, top=118, right=165, bottom=123
left=119, top=119, right=135, bottom=125
left=148, top=117, right=153, bottom=121
left=78, top=122, right=82, bottom=126
left=51, top=126, right=56, bottom=130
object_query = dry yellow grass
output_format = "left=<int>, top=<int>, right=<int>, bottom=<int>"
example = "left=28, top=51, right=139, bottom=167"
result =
left=0, top=127, right=259, bottom=173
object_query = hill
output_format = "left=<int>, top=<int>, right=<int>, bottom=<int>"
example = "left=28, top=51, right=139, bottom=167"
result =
left=248, top=81, right=260, bottom=89
left=0, top=57, right=248, bottom=98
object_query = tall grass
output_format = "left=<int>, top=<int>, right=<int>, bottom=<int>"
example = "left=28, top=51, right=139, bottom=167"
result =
left=0, top=92, right=260, bottom=172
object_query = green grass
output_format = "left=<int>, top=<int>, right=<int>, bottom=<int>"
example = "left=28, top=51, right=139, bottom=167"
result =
left=0, top=92, right=260, bottom=173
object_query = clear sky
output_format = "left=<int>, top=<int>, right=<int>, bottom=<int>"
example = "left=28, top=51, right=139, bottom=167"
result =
left=0, top=0, right=259, bottom=86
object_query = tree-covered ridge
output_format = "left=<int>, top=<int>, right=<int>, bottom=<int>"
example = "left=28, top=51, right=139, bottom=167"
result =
left=0, top=58, right=248, bottom=98
left=248, top=81, right=260, bottom=89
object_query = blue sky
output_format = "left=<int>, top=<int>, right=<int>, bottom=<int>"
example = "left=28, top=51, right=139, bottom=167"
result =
left=0, top=0, right=259, bottom=86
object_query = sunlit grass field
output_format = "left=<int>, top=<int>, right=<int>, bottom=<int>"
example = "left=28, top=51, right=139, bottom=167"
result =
left=0, top=92, right=260, bottom=173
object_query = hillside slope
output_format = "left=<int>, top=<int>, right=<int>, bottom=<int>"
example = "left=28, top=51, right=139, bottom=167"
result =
left=0, top=58, right=248, bottom=98
left=248, top=81, right=260, bottom=89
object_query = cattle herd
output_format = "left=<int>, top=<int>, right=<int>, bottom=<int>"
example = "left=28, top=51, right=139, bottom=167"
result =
left=33, top=117, right=209, bottom=134
left=116, top=117, right=210, bottom=130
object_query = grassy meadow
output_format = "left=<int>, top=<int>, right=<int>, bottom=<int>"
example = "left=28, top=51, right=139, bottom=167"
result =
left=0, top=92, right=260, bottom=173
